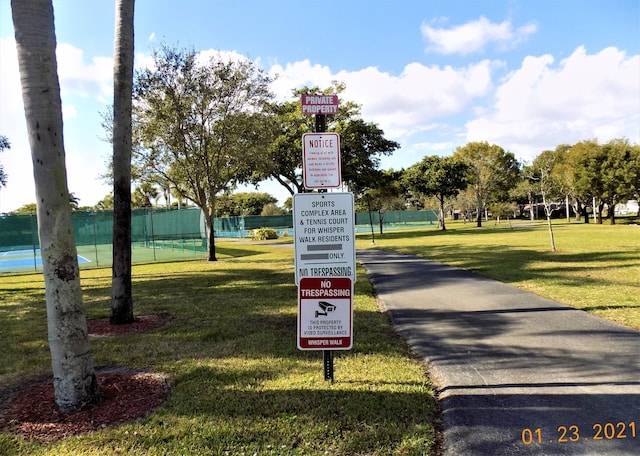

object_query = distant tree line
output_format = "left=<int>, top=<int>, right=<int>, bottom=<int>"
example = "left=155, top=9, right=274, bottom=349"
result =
left=362, top=138, right=639, bottom=232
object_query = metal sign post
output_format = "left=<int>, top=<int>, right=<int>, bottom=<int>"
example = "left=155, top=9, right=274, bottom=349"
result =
left=297, top=94, right=354, bottom=382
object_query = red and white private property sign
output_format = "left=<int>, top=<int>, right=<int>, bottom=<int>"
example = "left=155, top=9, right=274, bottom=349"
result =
left=301, top=94, right=339, bottom=115
left=302, top=132, right=341, bottom=189
left=298, top=277, right=353, bottom=350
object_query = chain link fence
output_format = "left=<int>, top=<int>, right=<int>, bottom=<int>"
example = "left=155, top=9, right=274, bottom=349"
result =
left=1, top=208, right=438, bottom=273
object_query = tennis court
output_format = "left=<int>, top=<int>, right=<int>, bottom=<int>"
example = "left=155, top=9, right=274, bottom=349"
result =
left=0, top=249, right=92, bottom=272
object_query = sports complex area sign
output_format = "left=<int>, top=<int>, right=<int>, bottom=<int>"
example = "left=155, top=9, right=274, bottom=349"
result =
left=293, top=192, right=355, bottom=285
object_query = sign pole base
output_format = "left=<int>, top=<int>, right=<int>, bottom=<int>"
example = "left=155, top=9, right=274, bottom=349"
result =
left=323, top=350, right=334, bottom=382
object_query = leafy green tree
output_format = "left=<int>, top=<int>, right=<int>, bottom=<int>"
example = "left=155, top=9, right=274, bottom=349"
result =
left=453, top=142, right=520, bottom=227
left=334, top=119, right=400, bottom=192
left=253, top=83, right=398, bottom=194
left=11, top=0, right=97, bottom=413
left=69, top=192, right=80, bottom=210
left=13, top=203, right=38, bottom=214
left=0, top=134, right=9, bottom=187
left=527, top=150, right=569, bottom=251
left=132, top=182, right=158, bottom=208
left=357, top=169, right=407, bottom=234
left=134, top=45, right=274, bottom=260
left=509, top=178, right=538, bottom=220
left=216, top=192, right=278, bottom=216
left=598, top=139, right=639, bottom=224
left=403, top=155, right=469, bottom=230
left=283, top=196, right=293, bottom=213
left=567, top=140, right=600, bottom=223
left=95, top=194, right=114, bottom=211
left=260, top=203, right=286, bottom=216
left=488, top=201, right=517, bottom=225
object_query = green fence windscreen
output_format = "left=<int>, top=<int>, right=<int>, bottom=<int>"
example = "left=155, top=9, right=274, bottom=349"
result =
left=1, top=208, right=437, bottom=273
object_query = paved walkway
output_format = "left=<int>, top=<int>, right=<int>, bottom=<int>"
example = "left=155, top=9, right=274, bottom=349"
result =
left=357, top=249, right=639, bottom=456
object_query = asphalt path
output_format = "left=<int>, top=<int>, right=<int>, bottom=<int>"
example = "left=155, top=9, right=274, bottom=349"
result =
left=357, top=249, right=639, bottom=456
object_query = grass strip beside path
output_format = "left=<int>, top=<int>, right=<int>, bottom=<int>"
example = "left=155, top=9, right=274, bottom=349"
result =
left=356, top=220, right=640, bottom=330
left=0, top=243, right=438, bottom=456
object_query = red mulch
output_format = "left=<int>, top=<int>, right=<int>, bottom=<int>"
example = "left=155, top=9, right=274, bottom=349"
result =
left=87, top=313, right=172, bottom=337
left=0, top=314, right=172, bottom=441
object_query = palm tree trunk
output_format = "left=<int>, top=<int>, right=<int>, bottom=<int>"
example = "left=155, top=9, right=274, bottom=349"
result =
left=111, top=0, right=135, bottom=324
left=12, top=0, right=97, bottom=413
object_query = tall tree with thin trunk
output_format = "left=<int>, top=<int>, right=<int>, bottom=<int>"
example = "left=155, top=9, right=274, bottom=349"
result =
left=111, top=0, right=135, bottom=324
left=403, top=155, right=469, bottom=231
left=11, top=0, right=98, bottom=413
left=134, top=46, right=274, bottom=261
left=453, top=142, right=520, bottom=228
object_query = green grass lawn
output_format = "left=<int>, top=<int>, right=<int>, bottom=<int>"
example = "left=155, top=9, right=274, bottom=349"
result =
left=2, top=219, right=637, bottom=454
left=356, top=218, right=640, bottom=330
left=0, top=243, right=438, bottom=456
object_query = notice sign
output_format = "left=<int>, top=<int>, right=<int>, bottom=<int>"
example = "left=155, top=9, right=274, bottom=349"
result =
left=293, top=192, right=356, bottom=284
left=303, top=133, right=341, bottom=189
left=298, top=277, right=353, bottom=350
left=301, top=94, right=339, bottom=115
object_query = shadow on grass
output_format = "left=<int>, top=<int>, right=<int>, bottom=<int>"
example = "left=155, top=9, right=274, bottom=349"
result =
left=160, top=365, right=438, bottom=454
left=362, top=237, right=638, bottom=290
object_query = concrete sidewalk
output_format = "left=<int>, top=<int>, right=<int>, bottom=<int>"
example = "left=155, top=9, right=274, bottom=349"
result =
left=357, top=249, right=639, bottom=456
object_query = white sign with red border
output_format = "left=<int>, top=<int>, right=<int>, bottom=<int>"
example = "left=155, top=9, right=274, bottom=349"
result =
left=298, top=277, right=353, bottom=350
left=302, top=133, right=341, bottom=189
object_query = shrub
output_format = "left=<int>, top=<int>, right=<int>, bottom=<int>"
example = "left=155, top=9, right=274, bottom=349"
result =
left=251, top=227, right=278, bottom=240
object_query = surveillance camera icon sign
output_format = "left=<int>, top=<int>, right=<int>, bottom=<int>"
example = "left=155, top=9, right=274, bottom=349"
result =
left=315, top=301, right=336, bottom=318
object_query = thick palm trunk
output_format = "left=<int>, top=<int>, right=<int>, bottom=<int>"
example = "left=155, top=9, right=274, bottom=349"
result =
left=111, top=0, right=135, bottom=324
left=12, top=0, right=97, bottom=413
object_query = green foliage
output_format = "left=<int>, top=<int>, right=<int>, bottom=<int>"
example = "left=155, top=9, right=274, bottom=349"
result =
left=11, top=203, right=37, bottom=215
left=356, top=169, right=407, bottom=213
left=404, top=155, right=469, bottom=230
left=0, top=134, right=9, bottom=187
left=250, top=227, right=278, bottom=240
left=334, top=118, right=400, bottom=192
left=217, top=192, right=278, bottom=216
left=133, top=44, right=275, bottom=260
left=260, top=202, right=286, bottom=216
left=568, top=138, right=640, bottom=223
left=253, top=83, right=399, bottom=194
left=453, top=142, right=521, bottom=227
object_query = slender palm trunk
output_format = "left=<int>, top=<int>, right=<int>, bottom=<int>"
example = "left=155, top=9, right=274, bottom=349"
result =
left=111, top=0, right=135, bottom=324
left=12, top=0, right=97, bottom=413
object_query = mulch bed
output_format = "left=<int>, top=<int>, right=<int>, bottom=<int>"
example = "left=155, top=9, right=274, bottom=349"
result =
left=0, top=314, right=172, bottom=441
left=87, top=313, right=172, bottom=337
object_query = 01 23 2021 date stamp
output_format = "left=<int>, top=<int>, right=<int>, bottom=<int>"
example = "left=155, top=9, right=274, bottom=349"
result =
left=521, top=421, right=636, bottom=445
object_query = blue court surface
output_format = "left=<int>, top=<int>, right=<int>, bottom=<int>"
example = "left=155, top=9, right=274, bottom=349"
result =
left=0, top=249, right=91, bottom=272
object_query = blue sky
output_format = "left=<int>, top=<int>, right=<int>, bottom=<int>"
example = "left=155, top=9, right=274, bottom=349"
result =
left=0, top=0, right=638, bottom=212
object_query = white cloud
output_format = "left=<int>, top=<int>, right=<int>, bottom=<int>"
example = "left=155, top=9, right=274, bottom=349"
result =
left=62, top=105, right=77, bottom=119
left=338, top=60, right=494, bottom=138
left=421, top=16, right=537, bottom=55
left=268, top=59, right=336, bottom=100
left=268, top=57, right=495, bottom=137
left=466, top=46, right=640, bottom=160
left=0, top=38, right=114, bottom=211
left=56, top=43, right=113, bottom=99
